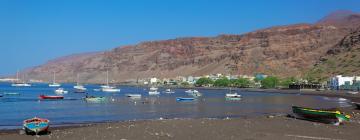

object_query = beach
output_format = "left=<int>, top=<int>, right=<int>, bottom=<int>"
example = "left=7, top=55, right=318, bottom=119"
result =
left=1, top=109, right=360, bottom=140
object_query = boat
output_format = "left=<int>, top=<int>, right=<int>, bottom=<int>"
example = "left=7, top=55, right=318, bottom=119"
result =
left=39, top=95, right=64, bottom=100
left=101, top=70, right=120, bottom=92
left=23, top=117, right=49, bottom=135
left=4, top=92, right=20, bottom=95
left=48, top=72, right=61, bottom=87
left=73, top=74, right=87, bottom=90
left=149, top=87, right=160, bottom=95
left=185, top=89, right=199, bottom=94
left=11, top=71, right=32, bottom=87
left=0, top=94, right=3, bottom=97
left=74, top=89, right=86, bottom=93
left=347, top=91, right=358, bottom=95
left=125, top=94, right=142, bottom=98
left=225, top=93, right=241, bottom=98
left=292, top=106, right=350, bottom=124
left=164, top=89, right=175, bottom=94
left=353, top=102, right=360, bottom=109
left=54, top=88, right=68, bottom=94
left=176, top=97, right=195, bottom=101
left=150, top=86, right=158, bottom=91
left=84, top=96, right=106, bottom=102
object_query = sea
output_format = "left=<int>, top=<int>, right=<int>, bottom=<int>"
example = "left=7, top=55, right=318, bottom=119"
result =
left=0, top=82, right=351, bottom=129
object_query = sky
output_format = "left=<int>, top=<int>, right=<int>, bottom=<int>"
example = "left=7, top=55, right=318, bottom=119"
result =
left=0, top=0, right=359, bottom=76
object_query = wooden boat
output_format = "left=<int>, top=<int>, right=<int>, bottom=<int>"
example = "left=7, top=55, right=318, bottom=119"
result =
left=176, top=97, right=195, bottom=101
left=292, top=106, right=350, bottom=124
left=39, top=95, right=64, bottom=100
left=84, top=96, right=106, bottom=102
left=23, top=117, right=49, bottom=135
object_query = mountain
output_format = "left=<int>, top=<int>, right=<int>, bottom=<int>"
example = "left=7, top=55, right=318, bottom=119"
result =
left=24, top=11, right=360, bottom=83
left=308, top=26, right=360, bottom=81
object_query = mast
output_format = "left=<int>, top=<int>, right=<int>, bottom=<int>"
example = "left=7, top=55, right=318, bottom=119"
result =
left=106, top=70, right=109, bottom=86
left=76, top=73, right=80, bottom=86
left=53, top=72, right=56, bottom=84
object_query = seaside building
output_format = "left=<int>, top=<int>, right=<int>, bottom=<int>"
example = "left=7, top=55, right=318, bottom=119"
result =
left=329, top=75, right=360, bottom=90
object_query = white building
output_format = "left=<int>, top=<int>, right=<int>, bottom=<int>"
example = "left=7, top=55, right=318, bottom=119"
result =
left=150, top=77, right=158, bottom=84
left=329, top=75, right=358, bottom=90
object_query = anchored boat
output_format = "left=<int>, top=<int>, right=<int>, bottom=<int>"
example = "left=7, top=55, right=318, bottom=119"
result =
left=176, top=97, right=195, bottom=101
left=23, top=117, right=49, bottom=135
left=292, top=106, right=350, bottom=124
left=39, top=95, right=64, bottom=100
left=84, top=96, right=106, bottom=102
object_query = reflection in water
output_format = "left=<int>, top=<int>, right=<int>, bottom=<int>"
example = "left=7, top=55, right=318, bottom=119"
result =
left=0, top=83, right=350, bottom=129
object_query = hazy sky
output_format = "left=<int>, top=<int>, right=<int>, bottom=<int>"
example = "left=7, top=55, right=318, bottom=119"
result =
left=0, top=0, right=359, bottom=76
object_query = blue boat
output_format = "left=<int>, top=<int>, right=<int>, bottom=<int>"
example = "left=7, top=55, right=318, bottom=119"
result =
left=23, top=117, right=50, bottom=135
left=176, top=97, right=195, bottom=101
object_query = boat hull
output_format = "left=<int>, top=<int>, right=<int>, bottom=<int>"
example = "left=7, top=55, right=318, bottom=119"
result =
left=176, top=97, right=195, bottom=101
left=292, top=106, right=350, bottom=124
left=23, top=117, right=49, bottom=135
left=39, top=95, right=64, bottom=100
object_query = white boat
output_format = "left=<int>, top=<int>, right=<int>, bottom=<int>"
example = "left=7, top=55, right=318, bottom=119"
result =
left=149, top=90, right=160, bottom=95
left=150, top=86, right=158, bottom=91
left=101, top=70, right=120, bottom=92
left=73, top=74, right=86, bottom=90
left=125, top=94, right=142, bottom=98
left=347, top=91, right=358, bottom=95
left=185, top=89, right=199, bottom=94
left=102, top=87, right=121, bottom=92
left=55, top=88, right=68, bottom=94
left=164, top=89, right=175, bottom=94
left=49, top=72, right=61, bottom=87
left=4, top=92, right=20, bottom=95
left=225, top=93, right=241, bottom=98
left=11, top=71, right=31, bottom=87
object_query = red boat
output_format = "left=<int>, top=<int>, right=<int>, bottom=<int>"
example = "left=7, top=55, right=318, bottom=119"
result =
left=39, top=95, right=64, bottom=100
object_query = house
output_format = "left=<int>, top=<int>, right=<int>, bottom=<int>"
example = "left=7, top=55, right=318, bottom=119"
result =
left=329, top=75, right=359, bottom=90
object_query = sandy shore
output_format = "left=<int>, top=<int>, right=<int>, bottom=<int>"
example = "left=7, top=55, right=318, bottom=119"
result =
left=1, top=108, right=360, bottom=140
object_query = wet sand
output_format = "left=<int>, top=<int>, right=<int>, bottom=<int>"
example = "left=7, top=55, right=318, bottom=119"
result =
left=1, top=108, right=360, bottom=140
left=1, top=89, right=360, bottom=140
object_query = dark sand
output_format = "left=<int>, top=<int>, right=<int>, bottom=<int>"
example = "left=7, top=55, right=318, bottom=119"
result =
left=1, top=89, right=360, bottom=140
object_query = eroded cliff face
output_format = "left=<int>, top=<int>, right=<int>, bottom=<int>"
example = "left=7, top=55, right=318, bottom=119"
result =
left=25, top=11, right=360, bottom=83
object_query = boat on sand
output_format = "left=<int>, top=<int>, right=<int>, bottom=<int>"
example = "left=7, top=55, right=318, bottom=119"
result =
left=292, top=106, right=350, bottom=125
left=23, top=117, right=50, bottom=135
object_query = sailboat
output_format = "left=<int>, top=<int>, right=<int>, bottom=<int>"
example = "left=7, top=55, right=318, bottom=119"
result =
left=11, top=71, right=31, bottom=87
left=73, top=74, right=86, bottom=91
left=49, top=72, right=61, bottom=87
left=101, top=70, right=120, bottom=92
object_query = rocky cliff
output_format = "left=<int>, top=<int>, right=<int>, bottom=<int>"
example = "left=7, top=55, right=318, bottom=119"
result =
left=24, top=11, right=360, bottom=83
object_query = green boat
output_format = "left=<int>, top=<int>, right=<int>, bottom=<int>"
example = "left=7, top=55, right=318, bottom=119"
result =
left=292, top=106, right=350, bottom=124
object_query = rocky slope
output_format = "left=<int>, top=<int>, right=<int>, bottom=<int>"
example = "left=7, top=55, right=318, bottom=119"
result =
left=24, top=11, right=360, bottom=83
left=309, top=26, right=360, bottom=81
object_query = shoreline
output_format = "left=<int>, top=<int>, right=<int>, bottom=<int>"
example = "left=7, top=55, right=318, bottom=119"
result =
left=1, top=110, right=360, bottom=140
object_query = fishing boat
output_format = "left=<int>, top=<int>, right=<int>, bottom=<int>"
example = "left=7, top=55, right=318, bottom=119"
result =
left=48, top=72, right=61, bottom=87
left=54, top=88, right=68, bottom=94
left=292, top=106, right=350, bottom=124
left=176, top=97, right=195, bottom=101
left=39, top=95, right=64, bottom=100
left=23, top=117, right=49, bottom=135
left=73, top=74, right=87, bottom=90
left=125, top=94, right=142, bottom=98
left=164, top=89, right=175, bottom=94
left=84, top=96, right=106, bottom=102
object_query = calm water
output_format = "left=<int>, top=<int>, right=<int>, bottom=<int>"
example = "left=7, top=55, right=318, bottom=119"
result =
left=0, top=82, right=350, bottom=129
